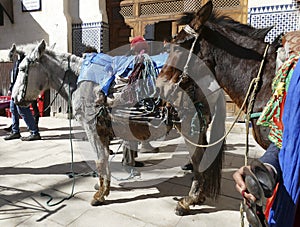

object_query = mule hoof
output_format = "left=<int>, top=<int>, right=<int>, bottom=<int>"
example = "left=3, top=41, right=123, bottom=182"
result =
left=195, top=196, right=206, bottom=205
left=175, top=206, right=189, bottom=216
left=91, top=199, right=105, bottom=206
left=94, top=183, right=99, bottom=190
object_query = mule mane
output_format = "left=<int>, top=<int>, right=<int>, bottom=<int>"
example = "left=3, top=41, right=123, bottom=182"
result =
left=41, top=48, right=82, bottom=76
left=177, top=10, right=281, bottom=60
left=178, top=10, right=272, bottom=41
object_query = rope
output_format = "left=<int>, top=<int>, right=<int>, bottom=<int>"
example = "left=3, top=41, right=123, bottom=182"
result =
left=40, top=70, right=76, bottom=206
left=174, top=76, right=256, bottom=148
left=174, top=44, right=270, bottom=151
left=245, top=44, right=269, bottom=166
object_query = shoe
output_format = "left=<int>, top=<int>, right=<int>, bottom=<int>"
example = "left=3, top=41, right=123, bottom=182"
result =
left=181, top=163, right=193, bottom=171
left=134, top=161, right=144, bottom=167
left=140, top=142, right=160, bottom=153
left=4, top=132, right=21, bottom=140
left=122, top=160, right=144, bottom=167
left=3, top=125, right=12, bottom=132
left=21, top=133, right=41, bottom=141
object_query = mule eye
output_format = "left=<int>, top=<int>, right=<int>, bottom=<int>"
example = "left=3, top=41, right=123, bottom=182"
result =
left=172, top=45, right=181, bottom=52
left=18, top=67, right=25, bottom=72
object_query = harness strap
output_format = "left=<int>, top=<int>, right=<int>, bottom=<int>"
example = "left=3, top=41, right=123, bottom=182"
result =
left=250, top=112, right=262, bottom=119
left=245, top=44, right=270, bottom=165
left=182, top=25, right=199, bottom=78
left=171, top=25, right=199, bottom=97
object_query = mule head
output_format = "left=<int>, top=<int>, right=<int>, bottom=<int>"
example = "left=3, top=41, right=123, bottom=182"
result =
left=11, top=40, right=49, bottom=106
left=157, top=1, right=213, bottom=98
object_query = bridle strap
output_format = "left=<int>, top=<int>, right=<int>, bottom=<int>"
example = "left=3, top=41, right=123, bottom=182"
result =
left=183, top=25, right=199, bottom=37
left=172, top=25, right=199, bottom=92
left=182, top=25, right=199, bottom=77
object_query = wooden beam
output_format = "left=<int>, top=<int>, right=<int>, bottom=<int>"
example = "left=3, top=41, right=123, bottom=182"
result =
left=0, top=0, right=13, bottom=23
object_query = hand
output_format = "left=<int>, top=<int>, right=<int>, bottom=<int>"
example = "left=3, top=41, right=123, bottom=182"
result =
left=7, top=90, right=12, bottom=96
left=233, top=166, right=257, bottom=202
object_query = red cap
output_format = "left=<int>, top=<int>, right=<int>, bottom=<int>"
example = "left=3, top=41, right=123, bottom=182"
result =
left=130, top=36, right=149, bottom=53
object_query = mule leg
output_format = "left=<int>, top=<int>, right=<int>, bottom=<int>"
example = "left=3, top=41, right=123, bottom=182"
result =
left=91, top=130, right=112, bottom=206
left=73, top=81, right=112, bottom=205
left=80, top=120, right=111, bottom=206
left=176, top=142, right=207, bottom=216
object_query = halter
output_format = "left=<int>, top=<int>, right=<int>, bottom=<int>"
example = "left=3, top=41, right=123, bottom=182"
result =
left=18, top=54, right=71, bottom=108
left=177, top=25, right=199, bottom=85
left=171, top=24, right=199, bottom=97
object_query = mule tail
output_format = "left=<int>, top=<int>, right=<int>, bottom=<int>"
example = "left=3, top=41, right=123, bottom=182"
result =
left=201, top=90, right=226, bottom=199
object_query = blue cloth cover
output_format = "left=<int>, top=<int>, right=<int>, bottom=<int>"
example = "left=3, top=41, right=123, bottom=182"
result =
left=78, top=52, right=168, bottom=95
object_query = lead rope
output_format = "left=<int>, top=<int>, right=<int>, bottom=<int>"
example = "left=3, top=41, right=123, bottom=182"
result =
left=173, top=25, right=256, bottom=148
left=240, top=44, right=270, bottom=227
left=173, top=42, right=270, bottom=150
left=174, top=78, right=256, bottom=148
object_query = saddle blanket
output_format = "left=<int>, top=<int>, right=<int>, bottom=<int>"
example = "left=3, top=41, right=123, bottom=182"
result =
left=78, top=52, right=168, bottom=95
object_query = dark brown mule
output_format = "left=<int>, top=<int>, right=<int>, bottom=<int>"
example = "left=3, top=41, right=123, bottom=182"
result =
left=158, top=1, right=280, bottom=151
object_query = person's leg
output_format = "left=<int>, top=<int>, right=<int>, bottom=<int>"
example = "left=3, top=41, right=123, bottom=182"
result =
left=10, top=100, right=20, bottom=133
left=140, top=141, right=159, bottom=153
left=4, top=100, right=21, bottom=140
left=17, top=105, right=41, bottom=141
left=122, top=140, right=144, bottom=167
left=31, top=100, right=40, bottom=126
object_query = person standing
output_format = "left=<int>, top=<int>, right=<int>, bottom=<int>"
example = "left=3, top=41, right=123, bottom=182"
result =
left=4, top=53, right=41, bottom=141
left=233, top=55, right=300, bottom=227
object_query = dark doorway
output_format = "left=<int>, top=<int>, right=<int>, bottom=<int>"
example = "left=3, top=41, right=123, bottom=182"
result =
left=155, top=21, right=172, bottom=42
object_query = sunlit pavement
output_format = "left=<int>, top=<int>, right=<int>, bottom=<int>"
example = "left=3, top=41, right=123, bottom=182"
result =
left=0, top=116, right=264, bottom=226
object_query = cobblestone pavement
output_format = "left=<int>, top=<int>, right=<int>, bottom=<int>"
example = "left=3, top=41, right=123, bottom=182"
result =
left=0, top=116, right=265, bottom=227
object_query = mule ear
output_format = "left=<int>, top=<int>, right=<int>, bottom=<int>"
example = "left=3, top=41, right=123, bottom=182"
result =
left=38, top=39, right=46, bottom=54
left=8, top=43, right=16, bottom=61
left=196, top=0, right=213, bottom=25
left=30, top=39, right=46, bottom=60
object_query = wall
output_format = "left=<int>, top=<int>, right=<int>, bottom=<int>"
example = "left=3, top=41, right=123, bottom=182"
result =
left=0, top=0, right=70, bottom=61
left=0, top=0, right=108, bottom=60
left=248, top=0, right=299, bottom=42
left=0, top=0, right=108, bottom=117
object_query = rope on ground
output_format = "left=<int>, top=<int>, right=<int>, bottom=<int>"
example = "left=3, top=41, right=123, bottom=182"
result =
left=40, top=72, right=76, bottom=206
left=109, top=143, right=141, bottom=181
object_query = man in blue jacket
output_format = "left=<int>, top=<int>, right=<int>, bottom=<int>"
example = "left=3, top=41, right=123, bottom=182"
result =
left=4, top=53, right=41, bottom=141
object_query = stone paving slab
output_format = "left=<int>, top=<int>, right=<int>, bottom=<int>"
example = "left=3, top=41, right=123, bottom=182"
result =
left=0, top=116, right=265, bottom=226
